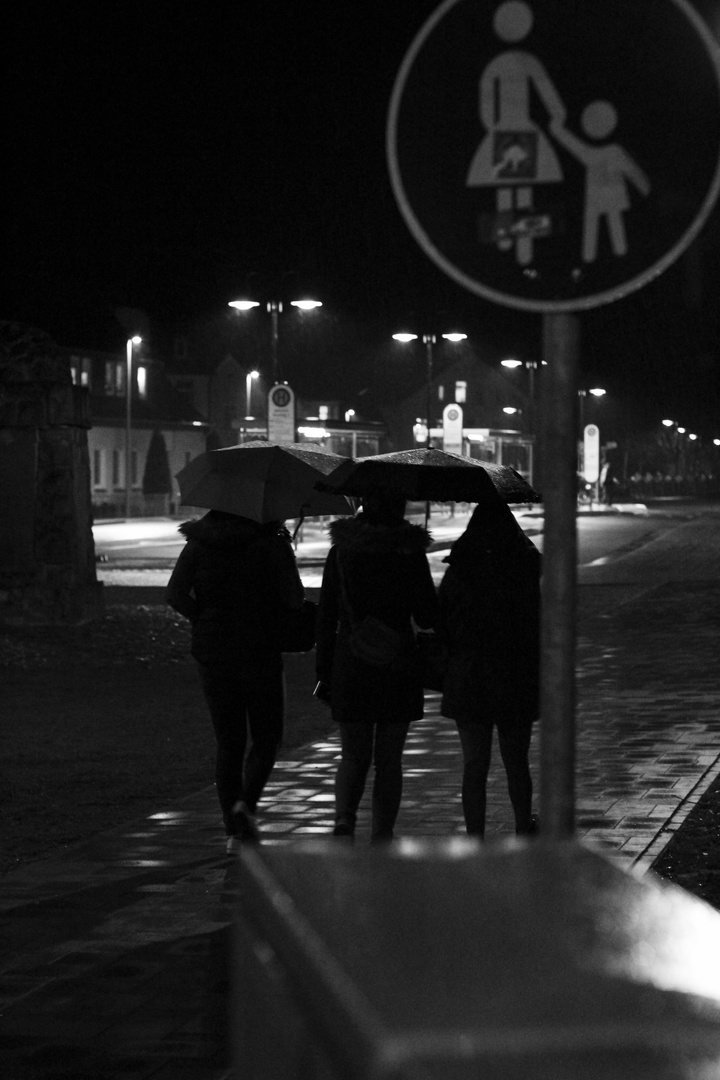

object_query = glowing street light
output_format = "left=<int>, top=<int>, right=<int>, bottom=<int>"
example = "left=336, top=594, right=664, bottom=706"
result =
left=245, top=369, right=259, bottom=418
left=392, top=331, right=467, bottom=446
left=229, top=297, right=322, bottom=383
left=125, top=335, right=142, bottom=519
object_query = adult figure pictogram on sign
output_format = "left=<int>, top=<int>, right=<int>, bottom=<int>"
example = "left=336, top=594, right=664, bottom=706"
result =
left=387, top=0, right=720, bottom=312
left=466, top=1, right=566, bottom=266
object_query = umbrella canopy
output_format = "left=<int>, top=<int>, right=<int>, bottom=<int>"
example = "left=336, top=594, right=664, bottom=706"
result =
left=176, top=441, right=355, bottom=523
left=317, top=448, right=541, bottom=504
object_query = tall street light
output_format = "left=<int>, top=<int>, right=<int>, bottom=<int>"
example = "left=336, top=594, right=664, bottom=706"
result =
left=125, top=335, right=142, bottom=519
left=245, top=369, right=259, bottom=432
left=229, top=298, right=322, bottom=384
left=501, top=357, right=539, bottom=438
left=393, top=331, right=467, bottom=446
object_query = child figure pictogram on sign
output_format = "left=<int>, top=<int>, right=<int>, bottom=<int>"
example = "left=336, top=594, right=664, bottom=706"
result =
left=551, top=101, right=651, bottom=263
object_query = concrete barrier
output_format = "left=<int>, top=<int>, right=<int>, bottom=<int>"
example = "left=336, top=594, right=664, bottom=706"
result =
left=233, top=838, right=720, bottom=1079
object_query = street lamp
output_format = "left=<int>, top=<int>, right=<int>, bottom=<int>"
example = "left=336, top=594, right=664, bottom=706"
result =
left=501, top=357, right=539, bottom=437
left=125, top=335, right=142, bottom=519
left=245, top=369, right=259, bottom=418
left=577, top=386, right=606, bottom=431
left=229, top=297, right=322, bottom=383
left=392, top=331, right=467, bottom=446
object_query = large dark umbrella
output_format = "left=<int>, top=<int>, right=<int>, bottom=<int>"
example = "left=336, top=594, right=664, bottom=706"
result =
left=317, top=448, right=541, bottom=504
left=177, top=441, right=355, bottom=522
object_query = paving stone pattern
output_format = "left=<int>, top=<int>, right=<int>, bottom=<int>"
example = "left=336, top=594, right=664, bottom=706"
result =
left=2, top=506, right=720, bottom=1079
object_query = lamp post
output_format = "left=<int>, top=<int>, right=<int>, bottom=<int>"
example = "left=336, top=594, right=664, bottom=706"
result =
left=393, top=331, right=467, bottom=446
left=501, top=357, right=539, bottom=437
left=124, top=335, right=142, bottom=519
left=229, top=297, right=322, bottom=384
left=245, top=369, right=259, bottom=417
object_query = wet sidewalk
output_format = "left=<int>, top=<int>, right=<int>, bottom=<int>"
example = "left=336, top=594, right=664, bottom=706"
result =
left=3, top=508, right=720, bottom=1079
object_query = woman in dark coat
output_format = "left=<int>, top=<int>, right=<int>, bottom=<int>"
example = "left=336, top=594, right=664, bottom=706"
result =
left=166, top=509, right=305, bottom=852
left=315, top=491, right=438, bottom=842
left=438, top=498, right=541, bottom=838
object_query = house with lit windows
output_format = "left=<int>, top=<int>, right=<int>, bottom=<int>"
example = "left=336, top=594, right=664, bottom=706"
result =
left=63, top=344, right=209, bottom=518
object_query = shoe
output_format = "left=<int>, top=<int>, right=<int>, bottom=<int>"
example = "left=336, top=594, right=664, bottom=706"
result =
left=230, top=801, right=260, bottom=844
left=516, top=815, right=540, bottom=837
left=332, top=819, right=355, bottom=841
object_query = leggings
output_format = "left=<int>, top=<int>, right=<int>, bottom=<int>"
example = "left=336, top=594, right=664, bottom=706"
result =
left=456, top=722, right=533, bottom=838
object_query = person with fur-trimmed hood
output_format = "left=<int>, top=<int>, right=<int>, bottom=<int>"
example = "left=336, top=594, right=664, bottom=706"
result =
left=166, top=509, right=305, bottom=852
left=315, top=490, right=438, bottom=843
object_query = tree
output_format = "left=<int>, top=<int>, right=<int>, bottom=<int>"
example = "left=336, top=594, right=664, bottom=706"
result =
left=143, top=429, right=172, bottom=495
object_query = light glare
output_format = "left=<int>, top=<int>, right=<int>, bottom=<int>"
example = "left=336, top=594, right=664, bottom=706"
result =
left=442, top=333, right=467, bottom=342
left=291, top=299, right=322, bottom=310
left=228, top=300, right=260, bottom=310
left=501, top=358, right=522, bottom=368
left=393, top=333, right=418, bottom=342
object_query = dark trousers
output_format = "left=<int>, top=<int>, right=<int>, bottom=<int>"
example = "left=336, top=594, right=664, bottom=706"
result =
left=335, top=721, right=410, bottom=840
left=456, top=722, right=534, bottom=838
left=198, top=662, right=284, bottom=832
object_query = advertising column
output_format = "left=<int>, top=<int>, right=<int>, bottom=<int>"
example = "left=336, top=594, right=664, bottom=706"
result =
left=442, top=403, right=464, bottom=456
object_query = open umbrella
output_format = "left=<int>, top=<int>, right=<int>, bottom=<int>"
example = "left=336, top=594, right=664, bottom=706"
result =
left=176, top=441, right=355, bottom=523
left=317, top=447, right=541, bottom=504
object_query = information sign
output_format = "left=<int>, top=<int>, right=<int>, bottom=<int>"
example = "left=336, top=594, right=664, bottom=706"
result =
left=267, top=384, right=295, bottom=445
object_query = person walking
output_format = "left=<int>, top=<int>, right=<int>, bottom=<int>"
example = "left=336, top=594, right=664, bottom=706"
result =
left=438, top=498, right=541, bottom=839
left=166, top=509, right=305, bottom=853
left=315, top=490, right=438, bottom=843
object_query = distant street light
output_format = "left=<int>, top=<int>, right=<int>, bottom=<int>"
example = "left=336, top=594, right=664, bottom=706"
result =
left=577, top=386, right=606, bottom=431
left=229, top=297, right=322, bottom=383
left=245, top=369, right=259, bottom=418
left=501, top=356, right=539, bottom=438
left=125, top=335, right=142, bottom=519
left=392, top=331, right=467, bottom=446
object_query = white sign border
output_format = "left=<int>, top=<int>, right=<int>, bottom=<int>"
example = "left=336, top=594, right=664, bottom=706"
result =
left=387, top=0, right=720, bottom=313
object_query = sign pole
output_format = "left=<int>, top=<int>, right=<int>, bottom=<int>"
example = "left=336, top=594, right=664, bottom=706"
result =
left=539, top=311, right=579, bottom=838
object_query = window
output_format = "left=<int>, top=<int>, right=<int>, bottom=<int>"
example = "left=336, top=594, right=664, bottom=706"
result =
left=438, top=385, right=445, bottom=402
left=455, top=381, right=467, bottom=404
left=70, top=355, right=92, bottom=388
left=104, top=361, right=124, bottom=396
left=93, top=449, right=106, bottom=489
left=136, top=366, right=147, bottom=399
left=112, top=450, right=121, bottom=488
left=131, top=450, right=139, bottom=487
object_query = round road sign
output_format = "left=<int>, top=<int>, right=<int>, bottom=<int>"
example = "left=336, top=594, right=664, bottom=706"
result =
left=387, top=0, right=720, bottom=312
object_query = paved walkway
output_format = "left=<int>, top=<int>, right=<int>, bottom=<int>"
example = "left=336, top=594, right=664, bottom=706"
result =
left=2, top=503, right=720, bottom=1079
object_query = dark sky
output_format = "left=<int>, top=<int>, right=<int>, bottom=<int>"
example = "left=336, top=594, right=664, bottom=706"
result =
left=4, top=0, right=720, bottom=434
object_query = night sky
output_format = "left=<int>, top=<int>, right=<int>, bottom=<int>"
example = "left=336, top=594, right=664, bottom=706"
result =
left=4, top=0, right=720, bottom=434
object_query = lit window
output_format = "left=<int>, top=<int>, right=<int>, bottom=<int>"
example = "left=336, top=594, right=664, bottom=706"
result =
left=137, top=366, right=147, bottom=399
left=456, top=381, right=467, bottom=403
left=438, top=385, right=444, bottom=402
left=319, top=405, right=329, bottom=420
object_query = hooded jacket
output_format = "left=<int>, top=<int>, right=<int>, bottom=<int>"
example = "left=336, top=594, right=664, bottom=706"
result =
left=315, top=513, right=438, bottom=724
left=166, top=511, right=304, bottom=671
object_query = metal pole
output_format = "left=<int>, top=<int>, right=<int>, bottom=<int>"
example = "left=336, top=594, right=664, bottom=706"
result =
left=424, top=334, right=435, bottom=447
left=125, top=338, right=132, bottom=519
left=539, top=311, right=580, bottom=838
left=269, top=300, right=281, bottom=383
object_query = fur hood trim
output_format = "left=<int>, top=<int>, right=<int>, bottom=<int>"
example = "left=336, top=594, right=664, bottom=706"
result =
left=178, top=512, right=286, bottom=551
left=328, top=514, right=432, bottom=556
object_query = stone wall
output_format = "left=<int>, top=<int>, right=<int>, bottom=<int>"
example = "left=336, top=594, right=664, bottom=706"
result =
left=0, top=322, right=103, bottom=624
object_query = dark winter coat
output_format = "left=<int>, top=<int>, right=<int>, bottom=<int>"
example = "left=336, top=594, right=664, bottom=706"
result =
left=315, top=514, right=438, bottom=725
left=438, top=506, right=541, bottom=729
left=166, top=511, right=304, bottom=672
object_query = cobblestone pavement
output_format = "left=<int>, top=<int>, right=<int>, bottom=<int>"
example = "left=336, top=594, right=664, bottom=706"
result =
left=2, top=503, right=720, bottom=1079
